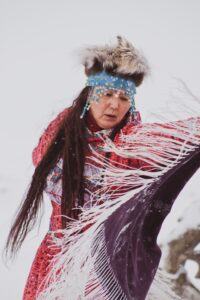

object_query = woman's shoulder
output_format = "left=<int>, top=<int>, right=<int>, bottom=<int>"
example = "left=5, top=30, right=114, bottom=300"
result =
left=119, top=121, right=143, bottom=135
left=32, top=107, right=69, bottom=167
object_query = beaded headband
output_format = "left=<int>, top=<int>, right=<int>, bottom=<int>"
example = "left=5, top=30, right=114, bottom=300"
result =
left=80, top=71, right=137, bottom=120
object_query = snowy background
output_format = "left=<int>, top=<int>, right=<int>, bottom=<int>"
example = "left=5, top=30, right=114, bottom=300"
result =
left=0, top=0, right=200, bottom=299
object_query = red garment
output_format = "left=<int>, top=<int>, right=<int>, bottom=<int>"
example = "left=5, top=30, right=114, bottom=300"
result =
left=23, top=108, right=200, bottom=299
left=22, top=109, right=152, bottom=299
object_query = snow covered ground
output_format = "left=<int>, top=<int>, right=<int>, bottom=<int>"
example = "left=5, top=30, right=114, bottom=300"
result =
left=1, top=1, right=200, bottom=299
left=158, top=172, right=200, bottom=291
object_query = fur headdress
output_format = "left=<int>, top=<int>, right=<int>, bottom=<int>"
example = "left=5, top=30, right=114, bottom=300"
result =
left=81, top=36, right=150, bottom=87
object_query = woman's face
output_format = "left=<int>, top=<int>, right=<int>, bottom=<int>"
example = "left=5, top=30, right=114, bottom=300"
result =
left=89, top=89, right=131, bottom=129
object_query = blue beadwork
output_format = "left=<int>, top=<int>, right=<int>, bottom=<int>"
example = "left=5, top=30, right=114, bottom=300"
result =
left=80, top=71, right=137, bottom=119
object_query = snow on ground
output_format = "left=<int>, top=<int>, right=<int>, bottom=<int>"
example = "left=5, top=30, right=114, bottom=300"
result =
left=158, top=171, right=200, bottom=292
left=185, top=260, right=200, bottom=292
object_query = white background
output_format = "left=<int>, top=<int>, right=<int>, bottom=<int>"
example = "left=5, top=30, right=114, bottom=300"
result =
left=0, top=0, right=200, bottom=299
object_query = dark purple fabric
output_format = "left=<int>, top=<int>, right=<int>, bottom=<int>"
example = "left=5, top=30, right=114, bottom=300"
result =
left=92, top=145, right=200, bottom=300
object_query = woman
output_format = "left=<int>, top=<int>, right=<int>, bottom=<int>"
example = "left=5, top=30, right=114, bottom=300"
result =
left=6, top=36, right=200, bottom=300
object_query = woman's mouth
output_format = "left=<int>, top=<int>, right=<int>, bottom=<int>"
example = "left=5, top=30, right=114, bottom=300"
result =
left=104, top=114, right=117, bottom=119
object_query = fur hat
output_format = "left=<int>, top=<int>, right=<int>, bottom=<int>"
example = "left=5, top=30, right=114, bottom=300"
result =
left=81, top=36, right=149, bottom=87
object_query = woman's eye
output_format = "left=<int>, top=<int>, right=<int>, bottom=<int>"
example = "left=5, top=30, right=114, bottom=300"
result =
left=120, top=96, right=129, bottom=101
left=106, top=92, right=112, bottom=97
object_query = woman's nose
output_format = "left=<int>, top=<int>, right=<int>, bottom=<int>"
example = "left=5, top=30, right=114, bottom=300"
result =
left=109, top=96, right=120, bottom=109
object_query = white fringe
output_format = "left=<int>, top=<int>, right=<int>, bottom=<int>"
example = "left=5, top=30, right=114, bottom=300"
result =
left=37, top=85, right=200, bottom=300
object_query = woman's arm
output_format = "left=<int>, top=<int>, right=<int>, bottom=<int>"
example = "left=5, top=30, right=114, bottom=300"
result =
left=126, top=117, right=200, bottom=171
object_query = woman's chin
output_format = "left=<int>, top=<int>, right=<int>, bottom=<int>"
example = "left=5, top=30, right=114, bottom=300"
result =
left=98, top=121, right=119, bottom=129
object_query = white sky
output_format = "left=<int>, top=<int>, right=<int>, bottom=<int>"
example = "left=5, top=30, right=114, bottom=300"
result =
left=0, top=0, right=200, bottom=298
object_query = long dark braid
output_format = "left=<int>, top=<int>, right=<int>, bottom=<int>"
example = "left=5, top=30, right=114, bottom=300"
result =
left=6, top=86, right=131, bottom=257
left=6, top=87, right=91, bottom=256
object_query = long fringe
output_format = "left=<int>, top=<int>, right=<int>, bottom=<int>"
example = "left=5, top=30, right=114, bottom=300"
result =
left=37, top=85, right=200, bottom=300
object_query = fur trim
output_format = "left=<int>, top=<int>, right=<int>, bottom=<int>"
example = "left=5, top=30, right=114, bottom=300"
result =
left=80, top=36, right=150, bottom=79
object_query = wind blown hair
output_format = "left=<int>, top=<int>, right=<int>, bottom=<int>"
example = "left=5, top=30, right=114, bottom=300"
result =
left=6, top=87, right=91, bottom=256
left=6, top=86, right=131, bottom=258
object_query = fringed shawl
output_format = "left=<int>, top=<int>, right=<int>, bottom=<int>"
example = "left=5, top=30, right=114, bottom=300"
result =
left=35, top=113, right=200, bottom=300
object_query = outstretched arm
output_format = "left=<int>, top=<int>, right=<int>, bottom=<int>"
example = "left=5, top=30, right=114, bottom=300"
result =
left=126, top=117, right=200, bottom=170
